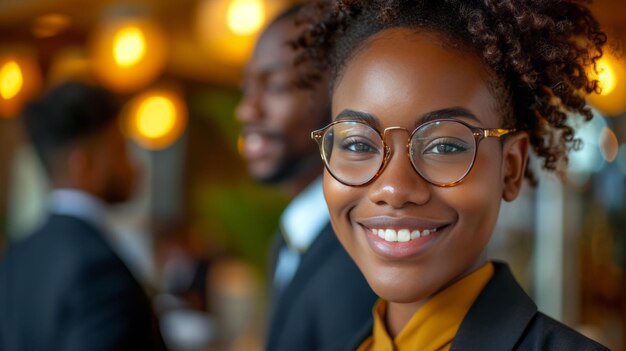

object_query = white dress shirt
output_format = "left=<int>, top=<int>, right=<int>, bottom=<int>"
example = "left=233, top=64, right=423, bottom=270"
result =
left=48, top=189, right=109, bottom=233
left=273, top=177, right=330, bottom=292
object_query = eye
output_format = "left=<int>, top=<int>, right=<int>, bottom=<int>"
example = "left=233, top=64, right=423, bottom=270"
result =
left=340, top=137, right=380, bottom=154
left=423, top=138, right=469, bottom=154
left=266, top=82, right=291, bottom=93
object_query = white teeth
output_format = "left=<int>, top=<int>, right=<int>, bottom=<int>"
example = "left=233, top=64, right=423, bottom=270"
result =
left=384, top=229, right=397, bottom=242
left=397, top=229, right=410, bottom=242
left=410, top=230, right=421, bottom=239
left=372, top=227, right=438, bottom=243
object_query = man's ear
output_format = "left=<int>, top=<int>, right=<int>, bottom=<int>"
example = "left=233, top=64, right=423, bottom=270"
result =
left=501, top=132, right=530, bottom=202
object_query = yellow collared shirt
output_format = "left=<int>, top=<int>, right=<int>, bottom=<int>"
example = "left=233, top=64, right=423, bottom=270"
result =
left=358, top=262, right=494, bottom=351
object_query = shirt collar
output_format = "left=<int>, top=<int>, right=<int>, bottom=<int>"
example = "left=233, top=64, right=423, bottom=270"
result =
left=280, top=176, right=329, bottom=253
left=48, top=189, right=108, bottom=231
left=360, top=262, right=495, bottom=351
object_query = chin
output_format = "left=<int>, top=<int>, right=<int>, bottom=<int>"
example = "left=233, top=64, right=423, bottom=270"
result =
left=358, top=259, right=444, bottom=304
left=251, top=163, right=299, bottom=185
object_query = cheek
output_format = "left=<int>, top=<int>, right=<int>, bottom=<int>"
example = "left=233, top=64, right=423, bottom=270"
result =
left=443, top=146, right=504, bottom=242
left=323, top=172, right=362, bottom=245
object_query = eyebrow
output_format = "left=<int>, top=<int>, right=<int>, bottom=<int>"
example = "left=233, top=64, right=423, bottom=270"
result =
left=420, top=107, right=481, bottom=126
left=334, top=107, right=481, bottom=130
left=335, top=110, right=382, bottom=130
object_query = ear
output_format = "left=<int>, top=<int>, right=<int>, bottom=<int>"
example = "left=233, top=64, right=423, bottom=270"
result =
left=501, top=132, right=529, bottom=202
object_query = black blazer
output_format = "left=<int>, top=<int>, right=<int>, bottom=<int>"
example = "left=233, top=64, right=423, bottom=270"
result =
left=328, top=262, right=608, bottom=351
left=266, top=223, right=378, bottom=351
left=0, top=214, right=167, bottom=351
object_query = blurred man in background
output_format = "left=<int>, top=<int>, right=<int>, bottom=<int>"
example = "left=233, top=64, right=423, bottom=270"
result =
left=0, top=81, right=167, bottom=351
left=236, top=5, right=377, bottom=351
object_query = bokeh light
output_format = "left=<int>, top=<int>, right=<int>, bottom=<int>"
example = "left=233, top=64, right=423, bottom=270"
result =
left=587, top=54, right=626, bottom=116
left=0, top=51, right=42, bottom=118
left=136, top=96, right=176, bottom=139
left=599, top=127, right=619, bottom=162
left=0, top=61, right=23, bottom=100
left=113, top=27, right=146, bottom=67
left=595, top=58, right=616, bottom=96
left=125, top=89, right=187, bottom=150
left=227, top=0, right=265, bottom=36
left=195, top=0, right=288, bottom=66
left=90, top=16, right=167, bottom=93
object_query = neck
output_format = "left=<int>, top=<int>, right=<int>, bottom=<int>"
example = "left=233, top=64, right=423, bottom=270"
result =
left=385, top=254, right=488, bottom=338
left=385, top=300, right=425, bottom=338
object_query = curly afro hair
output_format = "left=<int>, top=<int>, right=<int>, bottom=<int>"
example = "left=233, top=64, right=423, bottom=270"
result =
left=294, top=0, right=607, bottom=183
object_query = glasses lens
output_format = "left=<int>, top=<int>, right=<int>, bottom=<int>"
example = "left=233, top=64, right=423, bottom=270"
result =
left=322, top=122, right=384, bottom=185
left=410, top=121, right=476, bottom=185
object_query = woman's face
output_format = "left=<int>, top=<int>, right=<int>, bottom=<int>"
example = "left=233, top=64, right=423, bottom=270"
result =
left=326, top=28, right=528, bottom=303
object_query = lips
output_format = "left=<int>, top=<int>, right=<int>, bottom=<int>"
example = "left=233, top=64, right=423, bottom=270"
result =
left=240, top=128, right=281, bottom=161
left=356, top=217, right=451, bottom=259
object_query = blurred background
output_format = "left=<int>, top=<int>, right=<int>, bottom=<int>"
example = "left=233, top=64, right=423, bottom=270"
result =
left=0, top=0, right=624, bottom=350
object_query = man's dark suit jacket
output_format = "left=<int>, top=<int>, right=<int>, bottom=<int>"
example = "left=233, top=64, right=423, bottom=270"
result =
left=0, top=214, right=167, bottom=351
left=326, top=261, right=608, bottom=351
left=266, top=223, right=378, bottom=351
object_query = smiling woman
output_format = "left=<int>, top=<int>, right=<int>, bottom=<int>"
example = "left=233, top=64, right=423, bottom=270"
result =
left=295, top=1, right=609, bottom=350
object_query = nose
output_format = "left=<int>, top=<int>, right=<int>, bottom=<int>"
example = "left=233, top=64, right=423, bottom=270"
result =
left=235, top=85, right=263, bottom=124
left=367, top=135, right=431, bottom=208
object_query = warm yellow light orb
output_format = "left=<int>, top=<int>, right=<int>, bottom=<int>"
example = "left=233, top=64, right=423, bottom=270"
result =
left=113, top=27, right=146, bottom=67
left=90, top=17, right=167, bottom=93
left=0, top=61, right=24, bottom=100
left=227, top=0, right=265, bottom=35
left=195, top=0, right=289, bottom=66
left=587, top=54, right=626, bottom=116
left=595, top=59, right=616, bottom=96
left=126, top=90, right=187, bottom=150
left=0, top=51, right=42, bottom=118
left=136, top=96, right=176, bottom=139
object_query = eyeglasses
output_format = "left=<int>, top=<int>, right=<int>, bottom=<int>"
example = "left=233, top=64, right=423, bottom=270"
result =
left=311, top=119, right=515, bottom=187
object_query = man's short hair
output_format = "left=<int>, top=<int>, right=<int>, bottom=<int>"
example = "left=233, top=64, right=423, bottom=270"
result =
left=21, top=81, right=121, bottom=172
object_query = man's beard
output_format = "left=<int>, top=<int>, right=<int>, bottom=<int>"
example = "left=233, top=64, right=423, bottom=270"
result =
left=255, top=152, right=321, bottom=185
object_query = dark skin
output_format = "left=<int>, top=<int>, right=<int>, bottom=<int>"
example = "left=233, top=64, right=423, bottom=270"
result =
left=324, top=29, right=529, bottom=337
left=49, top=120, right=137, bottom=205
left=236, top=17, right=330, bottom=197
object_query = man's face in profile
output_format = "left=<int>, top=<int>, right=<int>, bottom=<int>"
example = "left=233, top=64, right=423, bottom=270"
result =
left=236, top=19, right=329, bottom=184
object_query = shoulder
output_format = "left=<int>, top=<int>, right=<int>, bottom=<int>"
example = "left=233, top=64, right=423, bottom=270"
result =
left=6, top=215, right=105, bottom=255
left=452, top=262, right=609, bottom=351
left=1, top=215, right=134, bottom=290
left=516, top=312, right=610, bottom=351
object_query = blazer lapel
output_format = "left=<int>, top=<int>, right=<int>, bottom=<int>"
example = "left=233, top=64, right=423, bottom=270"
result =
left=267, top=223, right=337, bottom=343
left=451, top=261, right=538, bottom=350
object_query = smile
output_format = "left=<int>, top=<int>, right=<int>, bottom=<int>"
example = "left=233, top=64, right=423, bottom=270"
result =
left=371, top=228, right=438, bottom=243
left=356, top=218, right=451, bottom=259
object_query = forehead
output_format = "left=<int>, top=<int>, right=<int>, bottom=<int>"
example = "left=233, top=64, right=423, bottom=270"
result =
left=333, top=28, right=499, bottom=127
left=247, top=20, right=298, bottom=73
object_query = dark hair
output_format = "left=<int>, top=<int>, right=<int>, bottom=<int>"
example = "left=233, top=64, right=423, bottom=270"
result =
left=21, top=81, right=121, bottom=172
left=270, top=3, right=304, bottom=27
left=295, top=0, right=607, bottom=182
